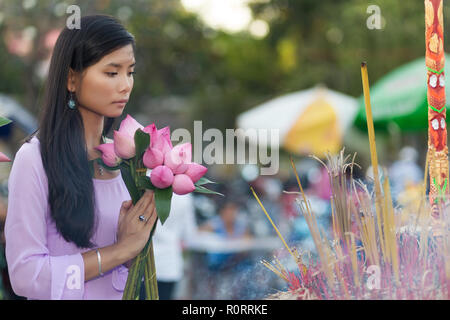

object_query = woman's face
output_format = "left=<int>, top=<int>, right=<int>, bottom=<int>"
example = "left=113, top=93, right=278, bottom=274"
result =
left=68, top=44, right=135, bottom=118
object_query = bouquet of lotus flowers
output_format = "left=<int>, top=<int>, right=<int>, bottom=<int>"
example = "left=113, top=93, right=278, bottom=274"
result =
left=95, top=115, right=221, bottom=300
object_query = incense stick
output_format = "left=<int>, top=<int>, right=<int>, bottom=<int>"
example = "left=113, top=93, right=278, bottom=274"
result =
left=250, top=186, right=298, bottom=265
left=361, top=62, right=387, bottom=261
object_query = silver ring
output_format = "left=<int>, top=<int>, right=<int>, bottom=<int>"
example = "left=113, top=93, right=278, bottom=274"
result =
left=138, top=215, right=147, bottom=222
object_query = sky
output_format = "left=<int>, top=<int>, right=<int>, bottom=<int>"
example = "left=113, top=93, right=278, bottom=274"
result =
left=180, top=0, right=269, bottom=38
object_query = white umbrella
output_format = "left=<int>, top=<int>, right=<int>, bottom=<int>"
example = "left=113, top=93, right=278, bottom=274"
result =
left=236, top=86, right=358, bottom=157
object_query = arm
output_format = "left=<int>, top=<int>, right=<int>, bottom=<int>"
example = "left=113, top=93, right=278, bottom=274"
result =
left=4, top=143, right=136, bottom=298
left=81, top=243, right=130, bottom=281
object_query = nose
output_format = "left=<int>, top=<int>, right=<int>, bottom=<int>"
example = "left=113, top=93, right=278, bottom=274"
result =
left=119, top=73, right=133, bottom=93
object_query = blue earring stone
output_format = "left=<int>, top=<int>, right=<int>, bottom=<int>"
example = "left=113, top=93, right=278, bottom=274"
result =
left=68, top=99, right=76, bottom=109
left=68, top=93, right=76, bottom=109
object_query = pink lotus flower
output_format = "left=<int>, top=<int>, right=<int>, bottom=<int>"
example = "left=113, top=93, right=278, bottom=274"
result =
left=0, top=152, right=11, bottom=162
left=184, top=163, right=208, bottom=183
left=164, top=143, right=192, bottom=174
left=107, top=114, right=219, bottom=300
left=114, top=115, right=144, bottom=159
left=172, top=174, right=196, bottom=195
left=150, top=165, right=174, bottom=189
left=143, top=147, right=164, bottom=169
left=155, top=126, right=173, bottom=152
left=143, top=123, right=156, bottom=136
left=114, top=130, right=136, bottom=159
left=95, top=143, right=120, bottom=167
left=144, top=124, right=172, bottom=154
left=120, top=114, right=144, bottom=137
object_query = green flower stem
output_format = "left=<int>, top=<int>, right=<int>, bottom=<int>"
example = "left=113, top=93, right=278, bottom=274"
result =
left=122, top=161, right=159, bottom=300
left=140, top=223, right=158, bottom=299
left=123, top=253, right=142, bottom=300
left=144, top=242, right=159, bottom=300
left=150, top=246, right=159, bottom=298
left=144, top=255, right=151, bottom=299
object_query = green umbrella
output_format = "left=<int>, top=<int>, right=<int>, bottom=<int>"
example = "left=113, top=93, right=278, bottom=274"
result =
left=354, top=54, right=450, bottom=131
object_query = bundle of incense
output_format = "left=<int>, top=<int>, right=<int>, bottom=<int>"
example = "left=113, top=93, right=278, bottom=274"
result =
left=258, top=150, right=449, bottom=300
left=257, top=59, right=449, bottom=299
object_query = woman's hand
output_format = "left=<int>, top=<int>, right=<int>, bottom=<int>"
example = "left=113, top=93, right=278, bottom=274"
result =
left=81, top=191, right=157, bottom=281
left=116, top=190, right=158, bottom=261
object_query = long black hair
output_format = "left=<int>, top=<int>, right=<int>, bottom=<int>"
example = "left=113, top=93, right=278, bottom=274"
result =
left=30, top=15, right=135, bottom=248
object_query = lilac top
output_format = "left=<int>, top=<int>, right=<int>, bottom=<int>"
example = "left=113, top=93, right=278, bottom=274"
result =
left=5, top=137, right=131, bottom=300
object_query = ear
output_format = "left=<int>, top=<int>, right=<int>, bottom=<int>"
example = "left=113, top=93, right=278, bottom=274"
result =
left=67, top=68, right=79, bottom=92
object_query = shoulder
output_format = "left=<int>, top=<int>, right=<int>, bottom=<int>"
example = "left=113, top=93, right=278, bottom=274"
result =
left=7, top=136, right=48, bottom=200
left=13, top=136, right=42, bottom=168
left=11, top=136, right=45, bottom=179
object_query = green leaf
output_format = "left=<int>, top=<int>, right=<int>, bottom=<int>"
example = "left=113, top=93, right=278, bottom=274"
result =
left=195, top=177, right=217, bottom=186
left=0, top=117, right=12, bottom=128
left=154, top=187, right=173, bottom=225
left=134, top=129, right=150, bottom=159
left=137, top=175, right=156, bottom=190
left=194, top=185, right=224, bottom=196
left=120, top=166, right=140, bottom=205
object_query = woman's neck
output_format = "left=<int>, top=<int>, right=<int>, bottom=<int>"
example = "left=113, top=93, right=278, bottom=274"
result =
left=78, top=108, right=104, bottom=160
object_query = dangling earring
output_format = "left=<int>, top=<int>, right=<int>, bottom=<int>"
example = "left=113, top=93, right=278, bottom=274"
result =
left=68, top=91, right=77, bottom=110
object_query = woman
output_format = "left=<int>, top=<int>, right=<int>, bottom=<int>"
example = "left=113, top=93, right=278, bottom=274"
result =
left=4, top=15, right=157, bottom=299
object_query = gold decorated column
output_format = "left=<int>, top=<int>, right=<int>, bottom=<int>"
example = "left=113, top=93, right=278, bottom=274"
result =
left=425, top=0, right=448, bottom=233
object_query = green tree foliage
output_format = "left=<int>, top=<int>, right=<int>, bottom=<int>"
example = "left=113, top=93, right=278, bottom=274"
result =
left=0, top=0, right=447, bottom=132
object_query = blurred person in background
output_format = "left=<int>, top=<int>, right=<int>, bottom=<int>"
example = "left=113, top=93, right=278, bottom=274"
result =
left=388, top=146, right=424, bottom=222
left=389, top=146, right=423, bottom=198
left=199, top=198, right=251, bottom=271
left=198, top=197, right=253, bottom=299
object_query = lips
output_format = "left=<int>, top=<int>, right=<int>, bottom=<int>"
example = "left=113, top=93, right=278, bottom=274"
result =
left=113, top=99, right=129, bottom=104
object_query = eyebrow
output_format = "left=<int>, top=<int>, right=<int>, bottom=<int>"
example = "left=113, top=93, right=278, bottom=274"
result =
left=105, top=62, right=136, bottom=68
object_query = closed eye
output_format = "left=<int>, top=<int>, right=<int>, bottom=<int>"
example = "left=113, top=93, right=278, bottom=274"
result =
left=105, top=71, right=135, bottom=77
